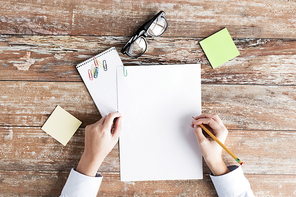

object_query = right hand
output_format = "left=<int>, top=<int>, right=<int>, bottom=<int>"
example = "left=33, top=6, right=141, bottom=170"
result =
left=192, top=113, right=230, bottom=176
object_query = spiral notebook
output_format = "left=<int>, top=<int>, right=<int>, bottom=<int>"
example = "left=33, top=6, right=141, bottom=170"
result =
left=76, top=47, right=123, bottom=116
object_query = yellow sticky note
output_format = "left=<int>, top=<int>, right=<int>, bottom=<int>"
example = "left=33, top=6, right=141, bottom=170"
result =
left=199, top=28, right=240, bottom=68
left=42, top=105, right=82, bottom=146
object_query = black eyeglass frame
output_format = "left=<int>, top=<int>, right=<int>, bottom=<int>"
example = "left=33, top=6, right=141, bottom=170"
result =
left=121, top=11, right=168, bottom=58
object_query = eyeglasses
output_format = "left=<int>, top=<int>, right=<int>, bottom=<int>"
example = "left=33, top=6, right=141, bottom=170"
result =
left=121, top=11, right=168, bottom=58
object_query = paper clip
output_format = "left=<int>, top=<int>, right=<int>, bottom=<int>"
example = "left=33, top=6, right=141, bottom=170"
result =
left=123, top=66, right=128, bottom=77
left=103, top=60, right=108, bottom=71
left=93, top=57, right=100, bottom=68
left=93, top=67, right=99, bottom=78
left=88, top=69, right=93, bottom=81
left=91, top=63, right=95, bottom=74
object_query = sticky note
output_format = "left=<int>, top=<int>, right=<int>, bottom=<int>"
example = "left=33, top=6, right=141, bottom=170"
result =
left=199, top=28, right=240, bottom=68
left=42, top=105, right=82, bottom=146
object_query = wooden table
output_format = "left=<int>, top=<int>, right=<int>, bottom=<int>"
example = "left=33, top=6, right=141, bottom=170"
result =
left=1, top=0, right=296, bottom=196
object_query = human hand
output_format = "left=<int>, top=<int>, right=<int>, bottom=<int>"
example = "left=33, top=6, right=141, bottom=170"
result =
left=76, top=112, right=122, bottom=177
left=192, top=113, right=230, bottom=176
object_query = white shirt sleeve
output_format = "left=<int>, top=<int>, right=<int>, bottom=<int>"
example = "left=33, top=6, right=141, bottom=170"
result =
left=210, top=165, right=255, bottom=197
left=60, top=168, right=103, bottom=197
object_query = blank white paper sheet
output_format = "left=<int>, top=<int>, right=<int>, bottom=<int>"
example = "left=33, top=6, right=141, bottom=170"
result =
left=118, top=64, right=203, bottom=181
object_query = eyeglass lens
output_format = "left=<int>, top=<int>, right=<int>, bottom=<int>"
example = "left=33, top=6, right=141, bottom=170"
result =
left=127, top=37, right=147, bottom=58
left=147, top=17, right=167, bottom=37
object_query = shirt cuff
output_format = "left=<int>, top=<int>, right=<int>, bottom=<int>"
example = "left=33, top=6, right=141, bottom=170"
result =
left=210, top=165, right=252, bottom=197
left=60, top=168, right=103, bottom=197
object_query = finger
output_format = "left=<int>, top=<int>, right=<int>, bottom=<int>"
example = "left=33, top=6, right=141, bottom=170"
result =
left=192, top=118, right=222, bottom=133
left=211, top=114, right=224, bottom=126
left=103, top=112, right=122, bottom=130
left=194, top=125, right=206, bottom=143
left=194, top=113, right=213, bottom=119
left=192, top=118, right=228, bottom=142
left=194, top=113, right=223, bottom=125
left=112, top=116, right=122, bottom=138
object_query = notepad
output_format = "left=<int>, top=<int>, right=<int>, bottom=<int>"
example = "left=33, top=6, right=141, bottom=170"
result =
left=199, top=28, right=240, bottom=68
left=76, top=47, right=123, bottom=117
left=42, top=105, right=82, bottom=146
left=118, top=64, right=203, bottom=181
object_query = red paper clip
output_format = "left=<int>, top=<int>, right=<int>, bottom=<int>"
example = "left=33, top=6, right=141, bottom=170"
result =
left=88, top=69, right=93, bottom=81
left=93, top=57, right=99, bottom=67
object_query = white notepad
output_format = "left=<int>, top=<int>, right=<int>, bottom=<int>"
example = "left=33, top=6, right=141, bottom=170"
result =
left=76, top=47, right=123, bottom=117
left=117, top=64, right=203, bottom=181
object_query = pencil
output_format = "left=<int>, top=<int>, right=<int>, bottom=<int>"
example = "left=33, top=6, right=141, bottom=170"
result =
left=192, top=117, right=243, bottom=165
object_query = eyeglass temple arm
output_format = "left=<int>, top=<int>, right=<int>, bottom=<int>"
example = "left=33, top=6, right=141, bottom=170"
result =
left=136, top=11, right=166, bottom=34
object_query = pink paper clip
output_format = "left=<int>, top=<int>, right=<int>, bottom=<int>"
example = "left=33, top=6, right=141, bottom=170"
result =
left=88, top=69, right=93, bottom=81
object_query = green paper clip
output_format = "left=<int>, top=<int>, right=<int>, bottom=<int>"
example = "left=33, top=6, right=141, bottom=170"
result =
left=93, top=67, right=99, bottom=78
left=123, top=66, right=128, bottom=77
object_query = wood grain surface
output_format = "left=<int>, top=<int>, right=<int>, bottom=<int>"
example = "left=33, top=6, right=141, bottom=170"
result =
left=1, top=82, right=296, bottom=130
left=1, top=0, right=296, bottom=196
left=1, top=0, right=296, bottom=38
left=1, top=36, right=296, bottom=85
left=0, top=171, right=295, bottom=196
left=1, top=127, right=296, bottom=175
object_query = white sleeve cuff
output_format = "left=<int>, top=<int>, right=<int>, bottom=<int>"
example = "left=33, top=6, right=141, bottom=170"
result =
left=210, top=165, right=255, bottom=197
left=60, top=168, right=103, bottom=197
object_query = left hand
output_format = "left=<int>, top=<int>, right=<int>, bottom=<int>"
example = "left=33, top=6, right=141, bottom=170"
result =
left=76, top=112, right=122, bottom=177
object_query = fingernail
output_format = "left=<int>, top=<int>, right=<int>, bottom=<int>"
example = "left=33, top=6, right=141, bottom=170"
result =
left=194, top=124, right=197, bottom=129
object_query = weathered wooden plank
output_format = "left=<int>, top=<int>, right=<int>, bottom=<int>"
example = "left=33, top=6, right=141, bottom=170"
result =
left=1, top=35, right=296, bottom=85
left=99, top=173, right=296, bottom=197
left=0, top=170, right=295, bottom=196
left=0, top=81, right=100, bottom=127
left=222, top=130, right=296, bottom=175
left=1, top=127, right=296, bottom=175
left=0, top=170, right=68, bottom=196
left=0, top=127, right=119, bottom=172
left=202, top=85, right=296, bottom=131
left=0, top=0, right=296, bottom=39
left=248, top=175, right=296, bottom=197
left=99, top=173, right=218, bottom=197
left=1, top=81, right=296, bottom=130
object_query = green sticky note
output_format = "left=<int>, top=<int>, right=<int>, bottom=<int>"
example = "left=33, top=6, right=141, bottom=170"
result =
left=42, top=105, right=82, bottom=146
left=200, top=28, right=240, bottom=68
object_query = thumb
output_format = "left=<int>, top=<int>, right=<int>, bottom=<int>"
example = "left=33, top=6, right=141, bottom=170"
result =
left=194, top=124, right=206, bottom=143
left=112, top=116, right=122, bottom=138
